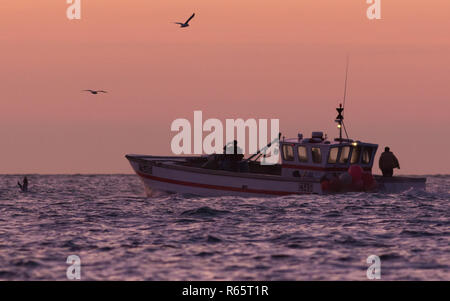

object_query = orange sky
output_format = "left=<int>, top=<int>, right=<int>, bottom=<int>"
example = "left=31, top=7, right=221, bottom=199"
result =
left=0, top=0, right=449, bottom=174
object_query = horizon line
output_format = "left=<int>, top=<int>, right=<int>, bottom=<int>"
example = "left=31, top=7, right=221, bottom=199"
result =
left=0, top=173, right=447, bottom=177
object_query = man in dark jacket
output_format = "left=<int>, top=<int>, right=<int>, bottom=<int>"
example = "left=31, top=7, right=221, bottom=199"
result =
left=379, top=147, right=400, bottom=177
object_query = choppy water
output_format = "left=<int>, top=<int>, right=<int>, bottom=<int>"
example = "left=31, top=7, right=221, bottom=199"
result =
left=0, top=174, right=448, bottom=280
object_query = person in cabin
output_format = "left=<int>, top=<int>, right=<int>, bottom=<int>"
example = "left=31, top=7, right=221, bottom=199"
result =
left=18, top=176, right=29, bottom=192
left=379, top=147, right=400, bottom=177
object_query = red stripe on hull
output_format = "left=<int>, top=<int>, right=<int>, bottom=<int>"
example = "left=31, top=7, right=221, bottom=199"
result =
left=282, top=164, right=372, bottom=172
left=135, top=171, right=306, bottom=196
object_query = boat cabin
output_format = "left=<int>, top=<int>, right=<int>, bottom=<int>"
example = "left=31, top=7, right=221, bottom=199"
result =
left=280, top=131, right=378, bottom=179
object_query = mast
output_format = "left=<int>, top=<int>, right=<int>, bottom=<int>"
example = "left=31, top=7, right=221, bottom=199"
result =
left=335, top=55, right=350, bottom=141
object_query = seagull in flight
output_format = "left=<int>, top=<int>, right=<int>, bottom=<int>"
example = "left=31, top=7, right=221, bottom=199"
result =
left=174, top=13, right=195, bottom=28
left=83, top=90, right=108, bottom=95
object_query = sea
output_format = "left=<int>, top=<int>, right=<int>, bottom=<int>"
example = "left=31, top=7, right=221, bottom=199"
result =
left=0, top=174, right=448, bottom=280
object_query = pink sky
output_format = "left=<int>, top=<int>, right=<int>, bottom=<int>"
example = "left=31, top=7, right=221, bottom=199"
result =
left=0, top=0, right=449, bottom=174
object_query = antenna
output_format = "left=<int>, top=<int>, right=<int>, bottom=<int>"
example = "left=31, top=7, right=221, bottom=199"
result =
left=342, top=54, right=350, bottom=114
left=335, top=54, right=350, bottom=141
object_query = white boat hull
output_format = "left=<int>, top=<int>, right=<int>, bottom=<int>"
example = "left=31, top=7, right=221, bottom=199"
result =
left=126, top=155, right=426, bottom=197
left=126, top=155, right=321, bottom=197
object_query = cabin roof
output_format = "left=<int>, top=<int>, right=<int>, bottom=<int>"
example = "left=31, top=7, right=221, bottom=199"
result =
left=282, top=137, right=377, bottom=147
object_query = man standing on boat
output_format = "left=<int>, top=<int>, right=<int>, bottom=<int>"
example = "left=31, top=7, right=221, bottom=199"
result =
left=379, top=147, right=400, bottom=177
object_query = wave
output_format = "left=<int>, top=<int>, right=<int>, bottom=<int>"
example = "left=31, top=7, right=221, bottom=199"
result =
left=180, top=206, right=230, bottom=217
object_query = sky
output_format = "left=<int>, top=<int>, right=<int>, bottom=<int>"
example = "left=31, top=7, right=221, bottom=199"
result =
left=0, top=0, right=449, bottom=174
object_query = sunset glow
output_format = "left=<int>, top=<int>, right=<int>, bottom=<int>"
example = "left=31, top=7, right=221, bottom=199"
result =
left=1, top=0, right=449, bottom=174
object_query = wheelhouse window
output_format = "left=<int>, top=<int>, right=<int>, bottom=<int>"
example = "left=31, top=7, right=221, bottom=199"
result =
left=338, top=146, right=351, bottom=164
left=298, top=146, right=308, bottom=163
left=282, top=144, right=294, bottom=161
left=351, top=146, right=361, bottom=164
left=328, top=147, right=338, bottom=164
left=311, top=147, right=322, bottom=164
left=362, top=147, right=373, bottom=164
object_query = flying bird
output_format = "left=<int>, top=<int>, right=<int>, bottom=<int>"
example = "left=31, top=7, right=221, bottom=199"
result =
left=174, top=13, right=195, bottom=28
left=83, top=90, right=108, bottom=95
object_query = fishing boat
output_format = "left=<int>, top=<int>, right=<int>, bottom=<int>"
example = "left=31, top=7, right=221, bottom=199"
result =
left=125, top=104, right=426, bottom=197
